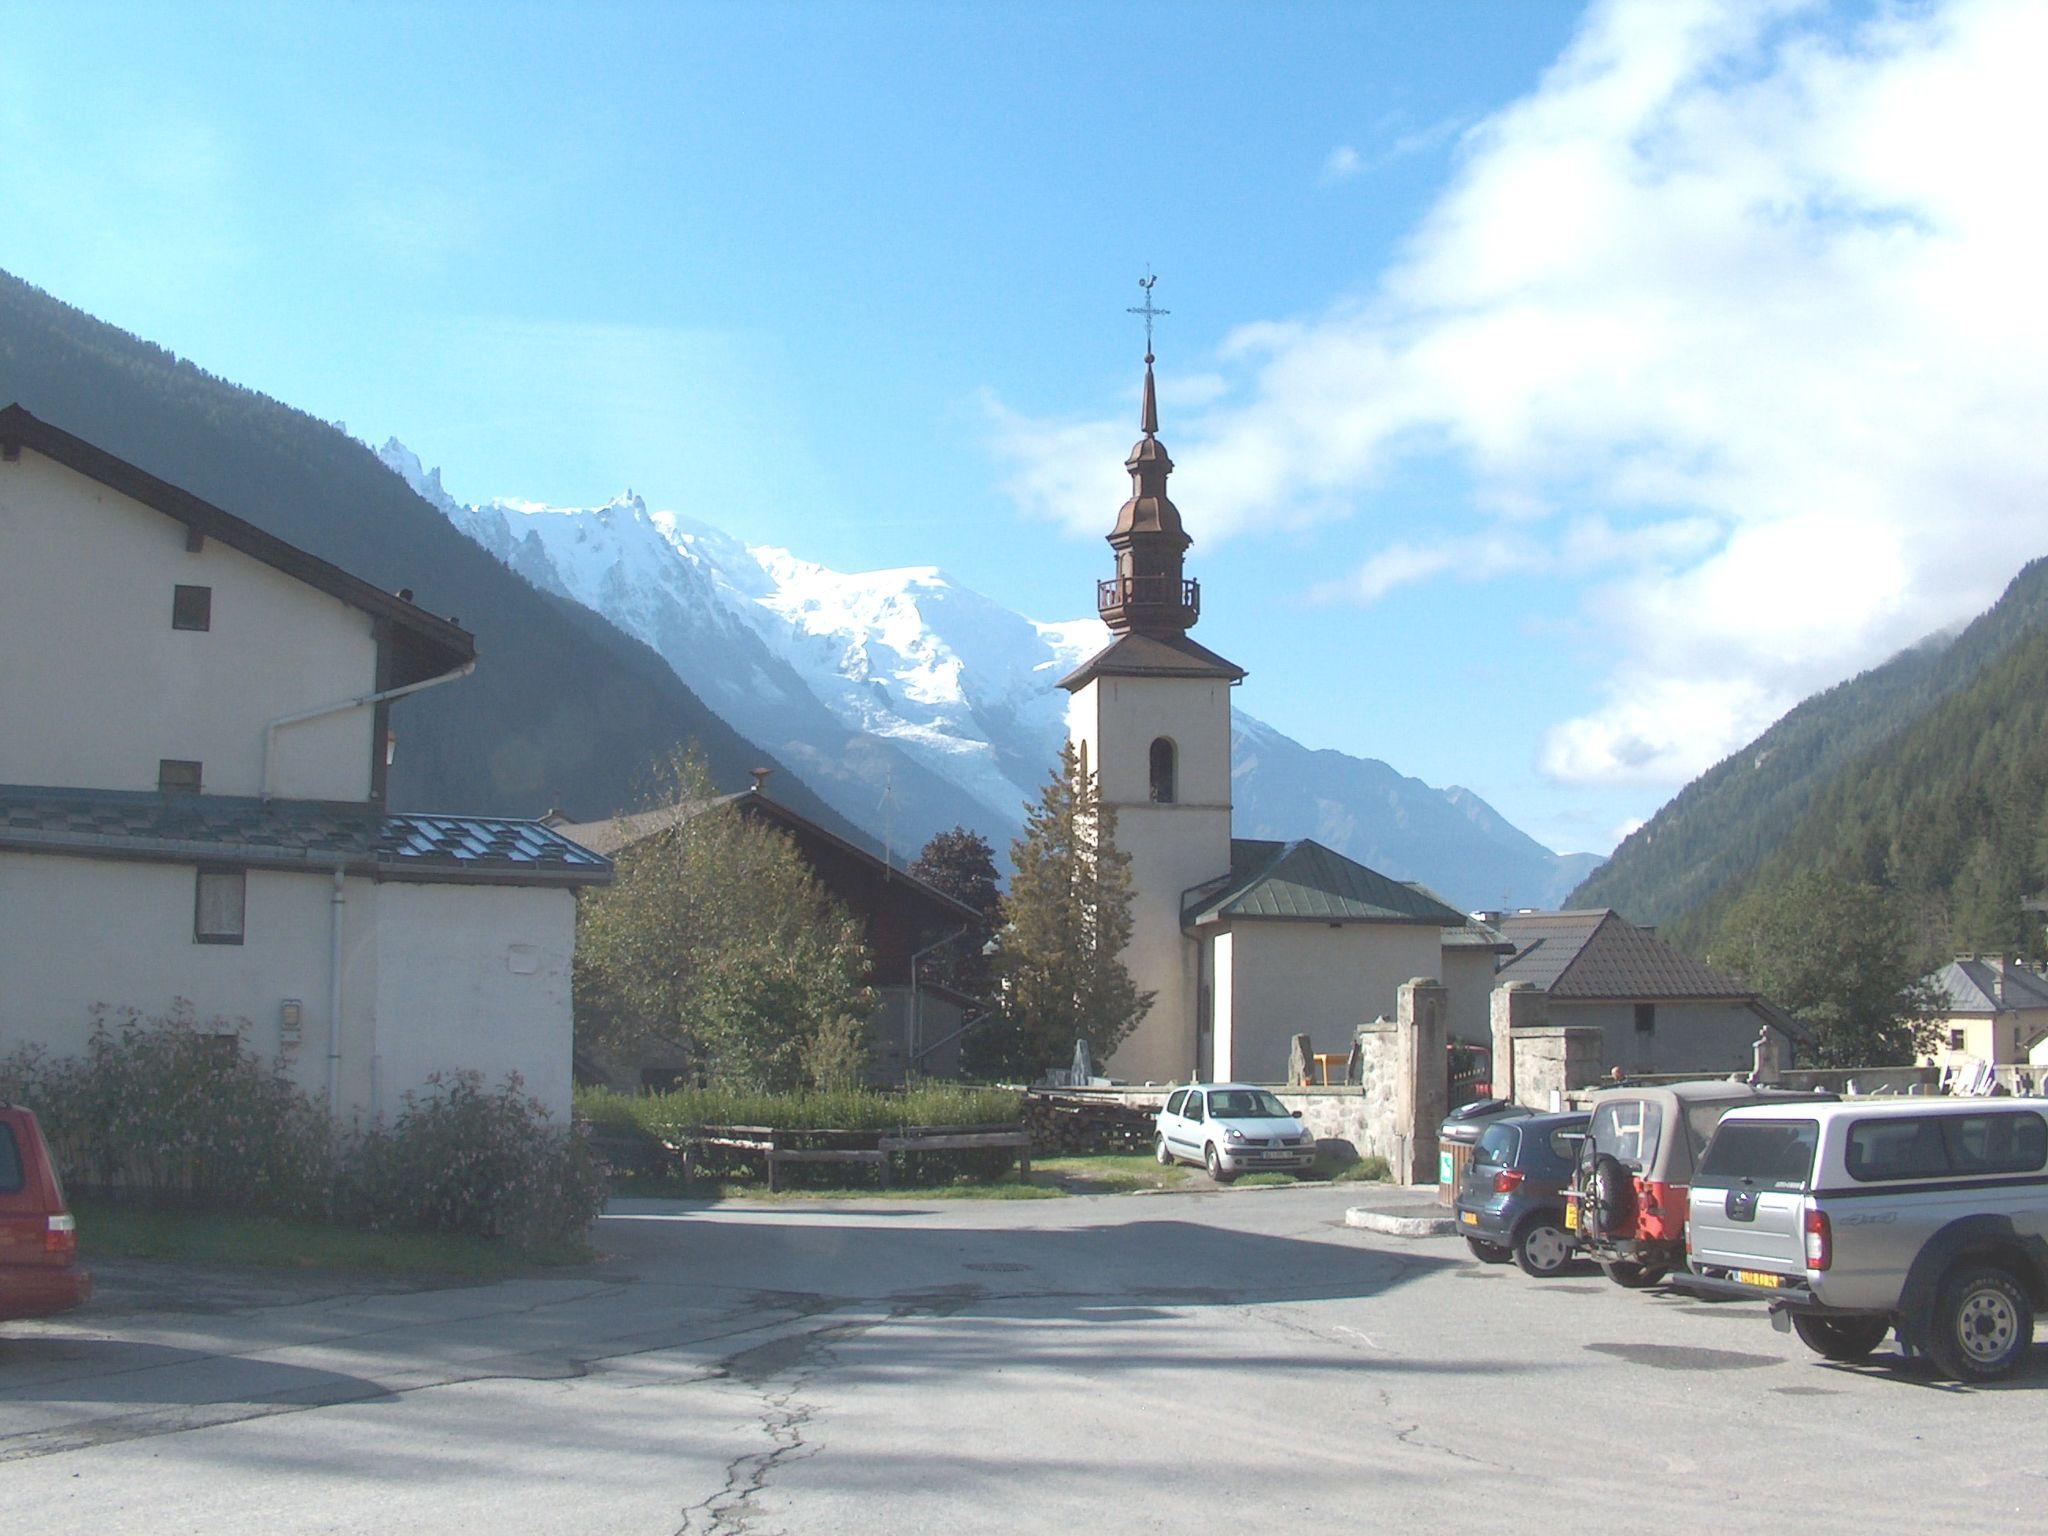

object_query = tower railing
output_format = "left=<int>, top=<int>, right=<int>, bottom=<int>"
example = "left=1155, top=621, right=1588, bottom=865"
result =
left=1097, top=576, right=1199, bottom=623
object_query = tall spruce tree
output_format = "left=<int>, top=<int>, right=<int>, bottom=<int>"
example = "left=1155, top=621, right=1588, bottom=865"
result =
left=995, top=743, right=1152, bottom=1074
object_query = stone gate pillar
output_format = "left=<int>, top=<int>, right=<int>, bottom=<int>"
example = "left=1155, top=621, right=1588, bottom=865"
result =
left=1397, top=977, right=1447, bottom=1186
left=1490, top=981, right=1545, bottom=1106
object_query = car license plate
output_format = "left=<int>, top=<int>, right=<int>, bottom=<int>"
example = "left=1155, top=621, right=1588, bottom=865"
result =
left=1460, top=1211, right=1478, bottom=1226
left=1735, top=1269, right=1783, bottom=1289
left=1564, top=1201, right=1578, bottom=1231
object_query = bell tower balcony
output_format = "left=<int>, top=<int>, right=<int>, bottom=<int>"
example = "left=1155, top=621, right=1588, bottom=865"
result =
left=1097, top=574, right=1200, bottom=634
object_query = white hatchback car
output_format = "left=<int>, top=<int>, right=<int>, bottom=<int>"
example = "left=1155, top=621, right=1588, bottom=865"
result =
left=1156, top=1083, right=1316, bottom=1182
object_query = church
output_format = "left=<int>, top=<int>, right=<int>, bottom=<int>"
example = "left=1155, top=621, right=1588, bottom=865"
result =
left=1057, top=338, right=1500, bottom=1085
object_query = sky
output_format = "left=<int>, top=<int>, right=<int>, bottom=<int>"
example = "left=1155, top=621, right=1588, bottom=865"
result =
left=5, top=0, right=2046, bottom=858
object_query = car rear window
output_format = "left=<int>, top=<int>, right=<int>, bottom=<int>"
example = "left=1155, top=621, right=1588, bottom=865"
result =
left=1846, top=1111, right=2048, bottom=1182
left=0, top=1124, right=22, bottom=1195
left=1696, top=1118, right=1818, bottom=1191
left=1473, top=1122, right=1521, bottom=1166
left=1589, top=1100, right=1662, bottom=1171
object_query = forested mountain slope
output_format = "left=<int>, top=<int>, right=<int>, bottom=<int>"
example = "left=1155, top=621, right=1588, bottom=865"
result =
left=0, top=269, right=861, bottom=838
left=1570, top=556, right=2048, bottom=950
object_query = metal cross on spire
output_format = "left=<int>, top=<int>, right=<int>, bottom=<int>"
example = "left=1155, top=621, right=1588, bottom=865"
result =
left=1127, top=269, right=1168, bottom=361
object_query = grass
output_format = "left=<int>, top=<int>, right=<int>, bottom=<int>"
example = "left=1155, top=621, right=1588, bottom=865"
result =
left=1029, top=1154, right=1194, bottom=1194
left=73, top=1200, right=594, bottom=1279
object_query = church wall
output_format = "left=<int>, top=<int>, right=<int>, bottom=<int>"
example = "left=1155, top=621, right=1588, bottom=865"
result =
left=1069, top=677, right=1234, bottom=1086
left=1218, top=920, right=1445, bottom=1083
left=1209, top=930, right=1234, bottom=1082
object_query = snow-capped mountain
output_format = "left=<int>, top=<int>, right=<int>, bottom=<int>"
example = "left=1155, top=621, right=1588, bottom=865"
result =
left=379, top=440, right=1598, bottom=906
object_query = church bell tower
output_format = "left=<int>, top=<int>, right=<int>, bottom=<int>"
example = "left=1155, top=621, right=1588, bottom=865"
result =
left=1059, top=281, right=1244, bottom=1083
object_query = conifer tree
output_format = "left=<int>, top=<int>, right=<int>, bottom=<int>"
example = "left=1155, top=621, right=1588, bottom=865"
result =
left=994, top=743, right=1152, bottom=1074
left=909, top=827, right=1003, bottom=1004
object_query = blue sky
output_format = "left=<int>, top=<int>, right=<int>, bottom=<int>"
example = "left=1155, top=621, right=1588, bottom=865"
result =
left=6, top=1, right=2046, bottom=857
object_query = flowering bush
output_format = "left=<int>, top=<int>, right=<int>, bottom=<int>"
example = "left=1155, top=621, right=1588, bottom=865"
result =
left=342, top=1072, right=608, bottom=1251
left=0, top=1003, right=330, bottom=1216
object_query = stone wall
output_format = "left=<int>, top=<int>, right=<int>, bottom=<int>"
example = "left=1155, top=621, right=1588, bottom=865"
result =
left=1511, top=1025, right=1606, bottom=1109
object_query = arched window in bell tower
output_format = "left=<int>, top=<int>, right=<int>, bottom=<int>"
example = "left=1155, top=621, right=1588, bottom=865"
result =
left=1149, top=737, right=1177, bottom=804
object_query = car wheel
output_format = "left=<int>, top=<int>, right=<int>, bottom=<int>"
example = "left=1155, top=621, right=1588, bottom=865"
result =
left=1791, top=1314, right=1891, bottom=1362
left=1205, top=1142, right=1235, bottom=1184
left=1155, top=1135, right=1173, bottom=1167
left=1465, top=1236, right=1510, bottom=1263
left=1926, top=1266, right=2034, bottom=1383
left=1599, top=1259, right=1668, bottom=1289
left=1513, top=1216, right=1574, bottom=1277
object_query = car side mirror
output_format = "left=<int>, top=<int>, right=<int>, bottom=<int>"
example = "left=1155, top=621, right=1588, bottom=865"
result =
left=1293, top=1110, right=1304, bottom=1119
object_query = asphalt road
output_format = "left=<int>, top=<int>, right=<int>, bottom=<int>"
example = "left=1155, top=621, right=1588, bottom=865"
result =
left=3, top=1186, right=2046, bottom=1535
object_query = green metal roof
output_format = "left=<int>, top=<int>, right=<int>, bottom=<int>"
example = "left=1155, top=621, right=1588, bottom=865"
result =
left=1183, top=839, right=1467, bottom=928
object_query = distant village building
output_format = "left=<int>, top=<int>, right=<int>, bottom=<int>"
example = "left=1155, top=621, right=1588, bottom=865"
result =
left=1487, top=908, right=1798, bottom=1077
left=1916, top=954, right=2048, bottom=1072
left=0, top=406, right=611, bottom=1121
left=1055, top=348, right=1500, bottom=1084
left=554, top=785, right=980, bottom=1088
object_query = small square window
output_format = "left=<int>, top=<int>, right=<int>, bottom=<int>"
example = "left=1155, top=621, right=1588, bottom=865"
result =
left=172, top=584, right=212, bottom=631
left=1634, top=1003, right=1657, bottom=1033
left=1950, top=1028, right=1968, bottom=1053
left=195, top=868, right=245, bottom=945
left=159, top=759, right=202, bottom=794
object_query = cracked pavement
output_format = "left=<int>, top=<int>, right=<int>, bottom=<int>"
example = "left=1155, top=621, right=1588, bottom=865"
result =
left=5, top=1186, right=2048, bottom=1533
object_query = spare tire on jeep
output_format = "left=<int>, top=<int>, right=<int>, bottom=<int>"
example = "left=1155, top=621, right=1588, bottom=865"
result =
left=1582, top=1152, right=1636, bottom=1241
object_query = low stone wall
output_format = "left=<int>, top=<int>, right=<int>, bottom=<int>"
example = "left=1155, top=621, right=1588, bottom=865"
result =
left=1510, top=1025, right=1606, bottom=1109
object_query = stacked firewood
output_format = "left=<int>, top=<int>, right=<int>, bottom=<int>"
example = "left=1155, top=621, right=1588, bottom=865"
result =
left=1023, top=1092, right=1160, bottom=1154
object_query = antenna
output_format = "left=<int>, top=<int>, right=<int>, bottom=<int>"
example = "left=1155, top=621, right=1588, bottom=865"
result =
left=1127, top=268, right=1169, bottom=359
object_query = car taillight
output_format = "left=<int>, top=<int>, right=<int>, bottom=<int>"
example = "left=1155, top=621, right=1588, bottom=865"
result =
left=1804, top=1207, right=1831, bottom=1272
left=1493, top=1168, right=1525, bottom=1194
left=46, top=1212, right=76, bottom=1258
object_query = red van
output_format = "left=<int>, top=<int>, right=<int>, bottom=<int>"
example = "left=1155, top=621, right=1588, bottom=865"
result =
left=0, top=1104, right=91, bottom=1322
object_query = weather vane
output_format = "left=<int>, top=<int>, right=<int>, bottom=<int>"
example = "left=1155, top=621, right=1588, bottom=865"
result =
left=1128, top=268, right=1168, bottom=360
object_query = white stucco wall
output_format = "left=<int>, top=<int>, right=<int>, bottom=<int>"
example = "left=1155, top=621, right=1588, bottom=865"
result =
left=0, top=448, right=378, bottom=800
left=1439, top=948, right=1500, bottom=1047
left=1545, top=999, right=1765, bottom=1075
left=1068, top=674, right=1235, bottom=1085
left=368, top=882, right=578, bottom=1123
left=1213, top=920, right=1445, bottom=1084
left=0, top=851, right=579, bottom=1125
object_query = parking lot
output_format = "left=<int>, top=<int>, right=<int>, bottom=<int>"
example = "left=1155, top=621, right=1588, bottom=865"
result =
left=3, top=1184, right=2045, bottom=1535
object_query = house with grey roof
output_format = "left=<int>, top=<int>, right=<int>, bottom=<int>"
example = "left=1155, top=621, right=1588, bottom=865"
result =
left=1917, top=955, right=2048, bottom=1071
left=1177, top=838, right=1505, bottom=1082
left=0, top=406, right=610, bottom=1122
left=1489, top=908, right=1796, bottom=1077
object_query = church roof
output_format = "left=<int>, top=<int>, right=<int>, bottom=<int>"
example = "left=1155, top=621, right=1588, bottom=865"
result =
left=1057, top=630, right=1246, bottom=692
left=1183, top=838, right=1467, bottom=928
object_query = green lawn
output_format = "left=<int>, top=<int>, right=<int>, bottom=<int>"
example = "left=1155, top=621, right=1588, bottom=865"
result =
left=74, top=1201, right=594, bottom=1279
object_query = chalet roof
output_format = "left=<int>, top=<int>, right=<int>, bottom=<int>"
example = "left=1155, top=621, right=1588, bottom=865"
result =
left=551, top=788, right=976, bottom=924
left=1057, top=631, right=1246, bottom=692
left=1927, top=957, right=2048, bottom=1015
left=1493, top=909, right=1757, bottom=1001
left=1184, top=839, right=1467, bottom=928
left=0, top=785, right=611, bottom=887
left=1438, top=910, right=1517, bottom=953
left=0, top=404, right=473, bottom=686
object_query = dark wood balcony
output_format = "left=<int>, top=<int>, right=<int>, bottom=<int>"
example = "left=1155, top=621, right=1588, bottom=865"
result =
left=1097, top=576, right=1200, bottom=628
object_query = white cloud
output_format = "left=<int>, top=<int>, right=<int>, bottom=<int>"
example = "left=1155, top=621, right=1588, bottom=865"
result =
left=991, top=0, right=2048, bottom=791
left=1322, top=145, right=1364, bottom=183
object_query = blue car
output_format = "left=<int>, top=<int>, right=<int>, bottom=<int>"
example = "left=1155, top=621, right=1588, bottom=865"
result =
left=1453, top=1110, right=1589, bottom=1277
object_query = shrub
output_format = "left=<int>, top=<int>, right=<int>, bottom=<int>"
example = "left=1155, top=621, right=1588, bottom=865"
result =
left=343, top=1072, right=607, bottom=1251
left=0, top=1003, right=330, bottom=1216
left=576, top=1082, right=1024, bottom=1139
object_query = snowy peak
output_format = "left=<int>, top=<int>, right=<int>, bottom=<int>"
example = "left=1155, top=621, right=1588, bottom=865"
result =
left=383, top=439, right=1599, bottom=906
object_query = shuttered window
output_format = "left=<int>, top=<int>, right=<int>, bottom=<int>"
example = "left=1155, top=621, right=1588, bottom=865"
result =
left=194, top=868, right=246, bottom=945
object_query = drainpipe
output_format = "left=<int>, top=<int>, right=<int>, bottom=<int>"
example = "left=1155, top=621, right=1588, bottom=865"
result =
left=262, top=661, right=475, bottom=800
left=327, top=865, right=346, bottom=1116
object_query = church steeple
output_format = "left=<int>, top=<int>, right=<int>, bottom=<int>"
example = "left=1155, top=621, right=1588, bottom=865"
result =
left=1098, top=280, right=1200, bottom=637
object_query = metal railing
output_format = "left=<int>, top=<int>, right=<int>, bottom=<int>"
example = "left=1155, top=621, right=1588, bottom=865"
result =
left=1097, top=576, right=1199, bottom=621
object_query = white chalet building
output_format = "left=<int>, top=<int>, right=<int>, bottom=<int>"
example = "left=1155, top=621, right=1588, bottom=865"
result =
left=0, top=406, right=610, bottom=1122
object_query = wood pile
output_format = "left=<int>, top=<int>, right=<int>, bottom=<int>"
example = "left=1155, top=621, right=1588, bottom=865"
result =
left=1025, top=1091, right=1160, bottom=1155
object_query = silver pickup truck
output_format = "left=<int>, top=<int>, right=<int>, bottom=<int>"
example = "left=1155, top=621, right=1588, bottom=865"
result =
left=1686, top=1098, right=2048, bottom=1381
